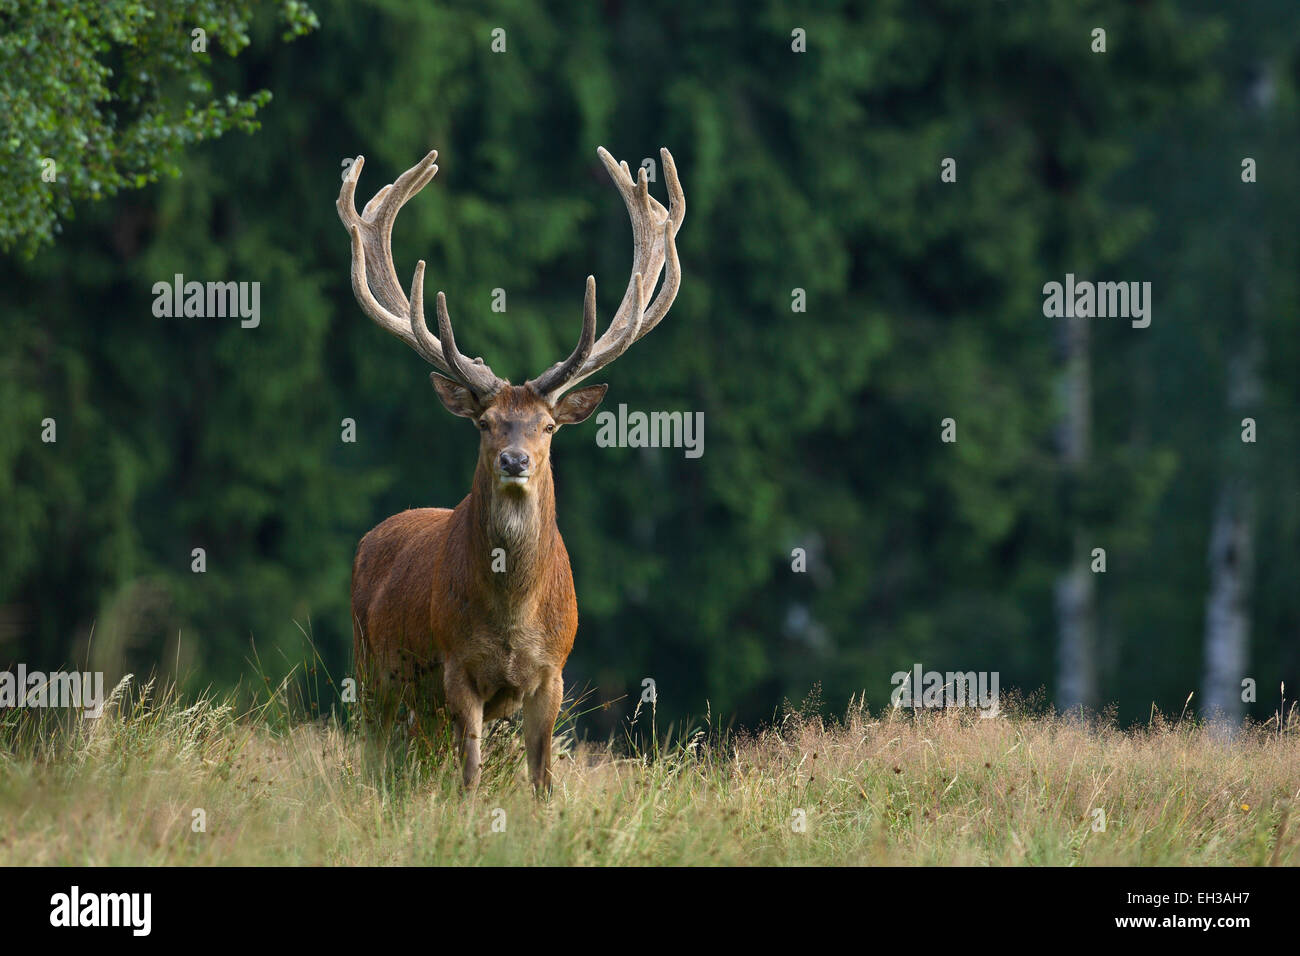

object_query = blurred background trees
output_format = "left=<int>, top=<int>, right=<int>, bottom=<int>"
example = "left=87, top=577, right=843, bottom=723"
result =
left=1, top=0, right=1295, bottom=733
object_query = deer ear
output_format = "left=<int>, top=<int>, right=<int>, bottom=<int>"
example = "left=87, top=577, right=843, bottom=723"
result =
left=552, top=384, right=608, bottom=425
left=430, top=373, right=482, bottom=419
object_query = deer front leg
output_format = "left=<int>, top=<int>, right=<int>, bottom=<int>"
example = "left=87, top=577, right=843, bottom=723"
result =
left=523, top=670, right=563, bottom=797
left=445, top=661, right=483, bottom=790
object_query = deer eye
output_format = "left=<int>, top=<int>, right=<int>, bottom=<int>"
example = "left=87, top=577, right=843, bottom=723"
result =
left=545, top=423, right=555, bottom=434
left=478, top=419, right=490, bottom=431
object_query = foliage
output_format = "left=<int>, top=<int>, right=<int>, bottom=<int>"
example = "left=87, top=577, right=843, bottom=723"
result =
left=0, top=0, right=317, bottom=255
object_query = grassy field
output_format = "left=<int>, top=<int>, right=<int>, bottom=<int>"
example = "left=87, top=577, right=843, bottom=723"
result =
left=0, top=677, right=1296, bottom=866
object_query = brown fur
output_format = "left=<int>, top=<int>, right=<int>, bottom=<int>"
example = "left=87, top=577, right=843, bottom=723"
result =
left=351, top=383, right=606, bottom=793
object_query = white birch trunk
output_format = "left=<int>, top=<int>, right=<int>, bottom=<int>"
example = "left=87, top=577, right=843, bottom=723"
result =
left=1056, top=310, right=1097, bottom=712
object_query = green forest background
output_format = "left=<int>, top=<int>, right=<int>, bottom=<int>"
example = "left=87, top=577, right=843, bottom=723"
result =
left=1, top=0, right=1296, bottom=735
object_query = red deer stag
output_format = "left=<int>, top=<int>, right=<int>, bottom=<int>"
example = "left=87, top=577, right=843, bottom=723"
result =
left=339, top=146, right=684, bottom=793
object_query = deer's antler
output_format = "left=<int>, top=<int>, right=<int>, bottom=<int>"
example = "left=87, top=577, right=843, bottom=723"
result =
left=527, top=147, right=685, bottom=399
left=339, top=147, right=684, bottom=403
left=337, top=151, right=506, bottom=398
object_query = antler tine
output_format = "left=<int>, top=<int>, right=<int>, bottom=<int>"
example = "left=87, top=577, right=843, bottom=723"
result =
left=407, top=260, right=442, bottom=365
left=532, top=146, right=684, bottom=399
left=434, top=292, right=505, bottom=396
left=408, top=263, right=505, bottom=396
left=338, top=150, right=504, bottom=394
left=584, top=270, right=646, bottom=372
left=527, top=275, right=600, bottom=396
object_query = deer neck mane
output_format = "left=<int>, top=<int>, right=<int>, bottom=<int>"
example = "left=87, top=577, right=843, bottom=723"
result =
left=468, top=460, right=558, bottom=597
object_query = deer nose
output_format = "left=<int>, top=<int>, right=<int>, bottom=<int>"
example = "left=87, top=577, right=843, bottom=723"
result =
left=499, top=450, right=530, bottom=476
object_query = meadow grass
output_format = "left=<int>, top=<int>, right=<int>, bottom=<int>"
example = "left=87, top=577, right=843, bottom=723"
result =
left=0, top=676, right=1296, bottom=866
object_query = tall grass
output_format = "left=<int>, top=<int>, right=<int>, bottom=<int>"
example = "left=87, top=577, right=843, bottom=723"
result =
left=0, top=678, right=1296, bottom=865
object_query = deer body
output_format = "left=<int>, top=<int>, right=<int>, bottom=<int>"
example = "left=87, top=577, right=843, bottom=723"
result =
left=338, top=146, right=684, bottom=793
left=353, top=496, right=576, bottom=707
left=352, top=388, right=585, bottom=789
